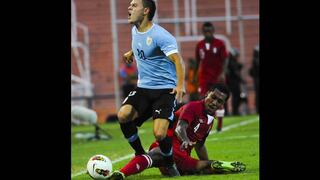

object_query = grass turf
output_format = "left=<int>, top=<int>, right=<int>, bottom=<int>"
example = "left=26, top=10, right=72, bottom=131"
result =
left=71, top=114, right=259, bottom=179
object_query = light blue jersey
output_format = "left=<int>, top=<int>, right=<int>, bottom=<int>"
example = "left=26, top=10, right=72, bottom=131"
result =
left=131, top=23, right=178, bottom=89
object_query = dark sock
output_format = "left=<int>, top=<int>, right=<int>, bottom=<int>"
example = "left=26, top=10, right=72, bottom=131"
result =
left=120, top=121, right=145, bottom=155
left=130, top=136, right=146, bottom=155
left=158, top=136, right=173, bottom=166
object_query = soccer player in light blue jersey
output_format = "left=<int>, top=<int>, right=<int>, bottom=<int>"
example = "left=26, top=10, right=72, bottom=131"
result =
left=117, top=0, right=185, bottom=177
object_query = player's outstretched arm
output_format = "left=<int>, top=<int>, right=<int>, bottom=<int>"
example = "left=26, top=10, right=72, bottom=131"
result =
left=168, top=53, right=186, bottom=103
left=194, top=142, right=209, bottom=160
left=175, top=120, right=196, bottom=149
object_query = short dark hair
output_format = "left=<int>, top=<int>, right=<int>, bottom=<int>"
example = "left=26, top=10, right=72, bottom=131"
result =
left=202, top=22, right=215, bottom=31
left=142, top=0, right=156, bottom=21
left=208, top=83, right=230, bottom=101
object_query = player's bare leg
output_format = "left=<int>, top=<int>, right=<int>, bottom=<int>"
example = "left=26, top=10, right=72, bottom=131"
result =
left=153, top=119, right=180, bottom=176
left=118, top=105, right=146, bottom=155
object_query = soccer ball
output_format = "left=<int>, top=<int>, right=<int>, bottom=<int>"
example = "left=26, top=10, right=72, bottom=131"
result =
left=87, top=154, right=112, bottom=179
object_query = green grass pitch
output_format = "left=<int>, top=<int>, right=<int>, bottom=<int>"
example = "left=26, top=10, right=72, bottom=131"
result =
left=72, top=114, right=259, bottom=179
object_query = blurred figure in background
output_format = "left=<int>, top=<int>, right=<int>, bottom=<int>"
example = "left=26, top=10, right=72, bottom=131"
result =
left=226, top=48, right=245, bottom=116
left=194, top=22, right=228, bottom=132
left=249, top=44, right=259, bottom=114
left=186, top=58, right=199, bottom=101
left=119, top=62, right=138, bottom=100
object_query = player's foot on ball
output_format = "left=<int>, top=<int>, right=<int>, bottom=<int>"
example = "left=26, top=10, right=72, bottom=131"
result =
left=107, top=170, right=125, bottom=180
left=164, top=163, right=180, bottom=177
left=211, top=160, right=246, bottom=173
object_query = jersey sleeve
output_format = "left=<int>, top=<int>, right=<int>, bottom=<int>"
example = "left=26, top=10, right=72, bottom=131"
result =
left=220, top=42, right=228, bottom=60
left=195, top=43, right=200, bottom=62
left=156, top=30, right=178, bottom=56
left=179, top=103, right=196, bottom=124
left=131, top=26, right=136, bottom=37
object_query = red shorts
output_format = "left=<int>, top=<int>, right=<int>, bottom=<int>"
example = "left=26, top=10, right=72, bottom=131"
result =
left=149, top=138, right=199, bottom=175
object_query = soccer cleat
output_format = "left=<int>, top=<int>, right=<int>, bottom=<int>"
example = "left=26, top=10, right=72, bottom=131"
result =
left=164, top=163, right=181, bottom=177
left=211, top=160, right=246, bottom=173
left=107, top=170, right=125, bottom=180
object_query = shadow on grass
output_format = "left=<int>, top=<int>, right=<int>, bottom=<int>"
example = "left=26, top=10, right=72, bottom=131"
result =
left=124, top=171, right=250, bottom=179
left=125, top=174, right=163, bottom=180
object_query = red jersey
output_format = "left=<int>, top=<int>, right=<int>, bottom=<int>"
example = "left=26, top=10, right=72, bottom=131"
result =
left=195, top=38, right=228, bottom=84
left=168, top=100, right=215, bottom=155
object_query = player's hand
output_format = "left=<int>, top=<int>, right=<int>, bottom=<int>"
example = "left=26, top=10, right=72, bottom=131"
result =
left=123, top=50, right=133, bottom=64
left=170, top=86, right=185, bottom=104
left=180, top=140, right=196, bottom=150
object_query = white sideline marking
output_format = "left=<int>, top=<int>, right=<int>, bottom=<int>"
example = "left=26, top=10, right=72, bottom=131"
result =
left=209, top=117, right=259, bottom=135
left=71, top=170, right=87, bottom=178
left=207, top=134, right=259, bottom=141
left=71, top=116, right=259, bottom=178
left=111, top=153, right=135, bottom=163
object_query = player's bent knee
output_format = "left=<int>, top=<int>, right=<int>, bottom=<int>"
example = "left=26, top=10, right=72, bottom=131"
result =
left=153, top=130, right=166, bottom=141
left=153, top=118, right=170, bottom=140
left=117, top=105, right=136, bottom=123
left=117, top=111, right=128, bottom=123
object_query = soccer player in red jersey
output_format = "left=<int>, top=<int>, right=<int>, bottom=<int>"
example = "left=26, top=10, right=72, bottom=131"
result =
left=194, top=22, right=229, bottom=132
left=108, top=84, right=245, bottom=179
